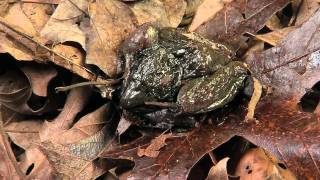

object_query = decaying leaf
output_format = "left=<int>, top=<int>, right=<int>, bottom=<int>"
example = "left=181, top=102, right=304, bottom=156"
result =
left=195, top=0, right=290, bottom=48
left=294, top=0, right=320, bottom=26
left=4, top=120, right=42, bottom=149
left=1, top=0, right=320, bottom=179
left=235, top=148, right=296, bottom=180
left=0, top=18, right=97, bottom=80
left=188, top=0, right=232, bottom=31
left=86, top=0, right=136, bottom=77
left=246, top=9, right=320, bottom=101
left=0, top=117, right=25, bottom=179
left=137, top=132, right=172, bottom=158
left=39, top=83, right=91, bottom=143
left=38, top=141, right=111, bottom=179
left=19, top=147, right=57, bottom=179
left=129, top=0, right=186, bottom=28
left=40, top=0, right=87, bottom=48
left=255, top=27, right=295, bottom=46
left=102, top=97, right=320, bottom=179
left=0, top=60, right=58, bottom=115
left=206, top=157, right=229, bottom=180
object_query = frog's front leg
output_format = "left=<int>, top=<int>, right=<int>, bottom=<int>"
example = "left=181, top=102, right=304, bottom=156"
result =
left=177, top=61, right=249, bottom=114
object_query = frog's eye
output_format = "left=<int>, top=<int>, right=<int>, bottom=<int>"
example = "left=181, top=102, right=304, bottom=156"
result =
left=173, top=49, right=186, bottom=57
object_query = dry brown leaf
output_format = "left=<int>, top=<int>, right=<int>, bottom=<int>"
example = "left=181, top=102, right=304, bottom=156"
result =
left=235, top=148, right=296, bottom=180
left=54, top=103, right=113, bottom=145
left=295, top=0, right=320, bottom=26
left=86, top=0, right=136, bottom=77
left=39, top=83, right=91, bottom=143
left=19, top=147, right=57, bottom=179
left=4, top=3, right=38, bottom=36
left=4, top=120, right=42, bottom=149
left=246, top=9, right=320, bottom=100
left=206, top=157, right=229, bottom=180
left=189, top=0, right=232, bottom=32
left=0, top=117, right=25, bottom=179
left=69, top=125, right=114, bottom=160
left=22, top=3, right=52, bottom=34
left=0, top=61, right=61, bottom=116
left=0, top=17, right=96, bottom=80
left=38, top=141, right=110, bottom=179
left=40, top=0, right=88, bottom=48
left=0, top=0, right=9, bottom=17
left=195, top=0, right=290, bottom=48
left=0, top=33, right=34, bottom=60
left=137, top=132, right=172, bottom=158
left=20, top=63, right=57, bottom=97
left=255, top=27, right=295, bottom=46
left=265, top=14, right=283, bottom=30
left=129, top=0, right=186, bottom=28
left=52, top=44, right=85, bottom=66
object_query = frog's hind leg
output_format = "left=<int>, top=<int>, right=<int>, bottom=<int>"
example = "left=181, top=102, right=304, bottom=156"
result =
left=177, top=61, right=249, bottom=114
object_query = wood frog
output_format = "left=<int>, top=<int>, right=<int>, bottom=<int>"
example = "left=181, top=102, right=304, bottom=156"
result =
left=119, top=25, right=252, bottom=128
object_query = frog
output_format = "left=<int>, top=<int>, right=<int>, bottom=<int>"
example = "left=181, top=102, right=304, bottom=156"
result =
left=118, top=25, right=252, bottom=128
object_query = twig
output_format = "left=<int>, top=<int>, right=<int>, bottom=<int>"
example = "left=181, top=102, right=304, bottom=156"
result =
left=0, top=107, right=26, bottom=178
left=55, top=79, right=121, bottom=92
left=0, top=18, right=95, bottom=77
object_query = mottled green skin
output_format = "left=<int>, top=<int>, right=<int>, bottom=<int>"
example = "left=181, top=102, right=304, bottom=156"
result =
left=120, top=26, right=249, bottom=126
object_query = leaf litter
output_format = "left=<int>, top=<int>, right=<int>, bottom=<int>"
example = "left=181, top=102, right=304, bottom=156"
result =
left=0, top=0, right=320, bottom=179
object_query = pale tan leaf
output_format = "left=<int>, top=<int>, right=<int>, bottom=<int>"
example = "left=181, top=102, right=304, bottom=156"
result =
left=52, top=44, right=85, bottom=66
left=39, top=84, right=91, bottom=143
left=235, top=148, right=296, bottom=180
left=40, top=0, right=87, bottom=48
left=19, top=147, right=57, bottom=179
left=0, top=34, right=34, bottom=60
left=265, top=14, right=283, bottom=30
left=86, top=0, right=136, bottom=77
left=4, top=3, right=38, bottom=36
left=54, top=103, right=113, bottom=144
left=206, top=157, right=229, bottom=180
left=22, top=3, right=52, bottom=34
left=295, top=0, right=320, bottom=26
left=5, top=120, right=42, bottom=149
left=39, top=141, right=109, bottom=179
left=0, top=0, right=9, bottom=17
left=189, top=0, right=233, bottom=31
left=137, top=132, right=172, bottom=158
left=129, top=0, right=186, bottom=28
left=255, top=27, right=295, bottom=46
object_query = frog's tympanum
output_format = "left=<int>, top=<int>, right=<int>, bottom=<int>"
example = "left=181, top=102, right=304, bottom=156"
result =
left=119, top=25, right=251, bottom=129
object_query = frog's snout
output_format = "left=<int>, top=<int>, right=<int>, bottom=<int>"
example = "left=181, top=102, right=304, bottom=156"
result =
left=120, top=87, right=146, bottom=109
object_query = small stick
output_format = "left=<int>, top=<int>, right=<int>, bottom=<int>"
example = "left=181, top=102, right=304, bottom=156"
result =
left=55, top=79, right=121, bottom=92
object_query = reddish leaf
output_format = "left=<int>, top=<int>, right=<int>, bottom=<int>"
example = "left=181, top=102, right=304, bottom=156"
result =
left=194, top=0, right=290, bottom=48
left=246, top=9, right=320, bottom=101
left=101, top=98, right=319, bottom=178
